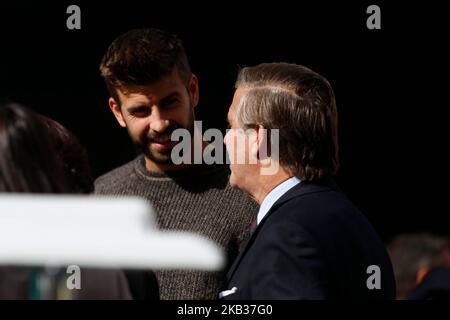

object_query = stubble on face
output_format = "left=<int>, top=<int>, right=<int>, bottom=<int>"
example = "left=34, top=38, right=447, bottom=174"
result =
left=132, top=108, right=195, bottom=165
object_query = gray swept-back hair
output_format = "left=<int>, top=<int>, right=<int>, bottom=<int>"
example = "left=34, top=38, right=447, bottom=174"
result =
left=234, top=62, right=339, bottom=181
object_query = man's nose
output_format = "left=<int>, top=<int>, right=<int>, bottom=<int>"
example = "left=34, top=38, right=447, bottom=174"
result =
left=149, top=108, right=170, bottom=133
left=224, top=129, right=234, bottom=146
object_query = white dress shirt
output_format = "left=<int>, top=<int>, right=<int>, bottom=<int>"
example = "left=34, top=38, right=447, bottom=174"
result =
left=256, top=176, right=302, bottom=225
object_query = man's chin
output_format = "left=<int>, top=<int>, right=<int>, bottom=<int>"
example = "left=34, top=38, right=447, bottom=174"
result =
left=144, top=149, right=174, bottom=165
left=228, top=174, right=239, bottom=189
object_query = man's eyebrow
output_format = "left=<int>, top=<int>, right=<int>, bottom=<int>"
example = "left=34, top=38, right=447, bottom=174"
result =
left=127, top=104, right=150, bottom=112
left=126, top=92, right=181, bottom=111
left=160, top=92, right=182, bottom=102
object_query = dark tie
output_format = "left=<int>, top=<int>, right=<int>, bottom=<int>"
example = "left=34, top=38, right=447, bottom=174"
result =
left=249, top=219, right=257, bottom=237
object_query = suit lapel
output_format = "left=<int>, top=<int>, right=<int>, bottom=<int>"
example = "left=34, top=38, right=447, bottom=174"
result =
left=225, top=180, right=336, bottom=282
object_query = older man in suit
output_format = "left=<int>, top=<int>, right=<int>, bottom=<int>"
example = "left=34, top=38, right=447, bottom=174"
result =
left=221, top=62, right=396, bottom=299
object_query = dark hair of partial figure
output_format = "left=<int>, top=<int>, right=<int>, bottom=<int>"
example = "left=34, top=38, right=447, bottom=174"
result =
left=0, top=102, right=70, bottom=193
left=235, top=62, right=339, bottom=181
left=0, top=101, right=94, bottom=300
left=99, top=28, right=192, bottom=104
left=41, top=117, right=94, bottom=194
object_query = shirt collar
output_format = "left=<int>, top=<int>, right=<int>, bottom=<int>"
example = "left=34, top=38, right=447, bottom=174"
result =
left=257, top=176, right=301, bottom=225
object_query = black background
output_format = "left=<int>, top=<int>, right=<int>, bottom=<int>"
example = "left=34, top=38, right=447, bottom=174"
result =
left=0, top=1, right=447, bottom=241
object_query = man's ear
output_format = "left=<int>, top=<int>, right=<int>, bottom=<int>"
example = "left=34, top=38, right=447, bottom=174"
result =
left=108, top=97, right=127, bottom=128
left=249, top=125, right=269, bottom=162
left=189, top=74, right=199, bottom=109
left=256, top=125, right=270, bottom=161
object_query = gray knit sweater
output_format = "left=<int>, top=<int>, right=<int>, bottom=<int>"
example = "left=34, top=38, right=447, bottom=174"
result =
left=94, top=155, right=258, bottom=300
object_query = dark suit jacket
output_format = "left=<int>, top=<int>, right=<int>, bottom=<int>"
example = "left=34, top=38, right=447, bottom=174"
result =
left=222, top=178, right=396, bottom=299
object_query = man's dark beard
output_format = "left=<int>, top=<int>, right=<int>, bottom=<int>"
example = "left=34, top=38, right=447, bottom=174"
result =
left=138, top=123, right=177, bottom=165
left=134, top=120, right=195, bottom=165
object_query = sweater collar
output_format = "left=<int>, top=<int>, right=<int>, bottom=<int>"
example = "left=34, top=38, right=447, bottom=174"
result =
left=134, top=154, right=229, bottom=180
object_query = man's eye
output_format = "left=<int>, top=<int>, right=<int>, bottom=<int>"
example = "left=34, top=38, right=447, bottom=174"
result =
left=130, top=108, right=150, bottom=116
left=161, top=98, right=179, bottom=108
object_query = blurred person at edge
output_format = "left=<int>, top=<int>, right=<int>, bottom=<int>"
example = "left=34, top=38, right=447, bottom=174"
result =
left=0, top=102, right=71, bottom=299
left=388, top=233, right=450, bottom=299
left=0, top=102, right=158, bottom=299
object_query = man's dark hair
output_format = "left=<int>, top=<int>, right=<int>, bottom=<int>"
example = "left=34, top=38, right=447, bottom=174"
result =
left=100, top=28, right=192, bottom=103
